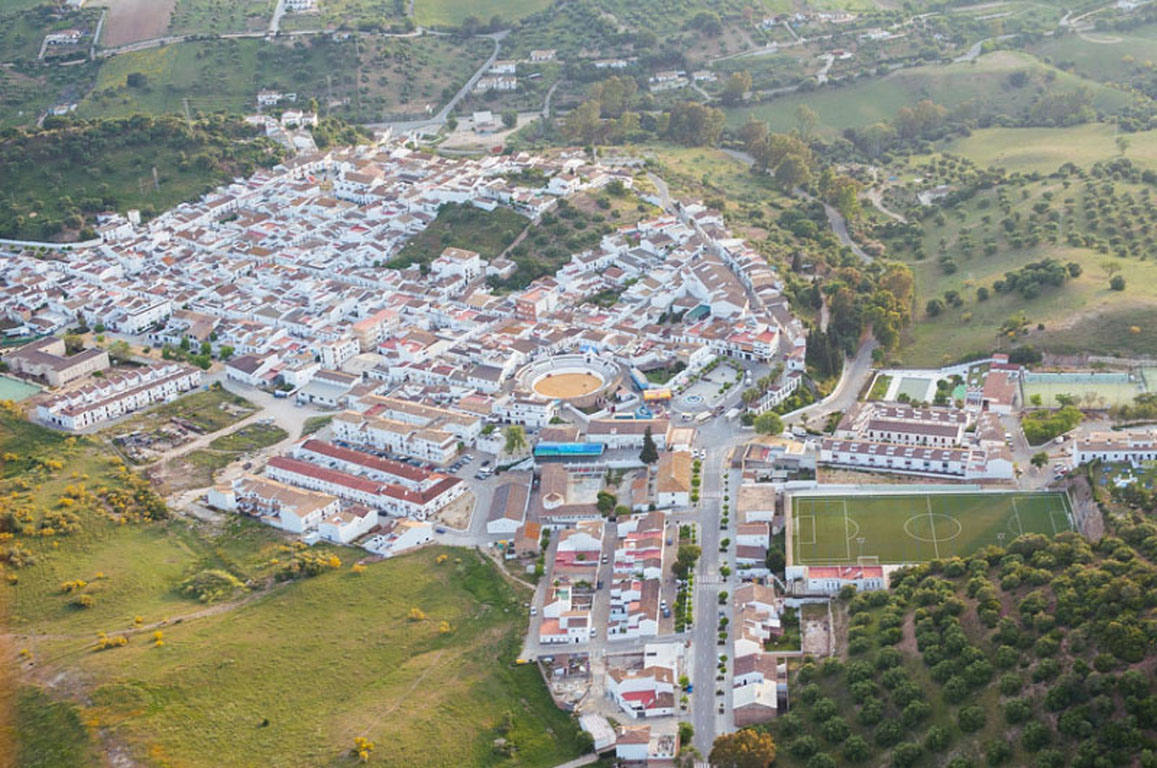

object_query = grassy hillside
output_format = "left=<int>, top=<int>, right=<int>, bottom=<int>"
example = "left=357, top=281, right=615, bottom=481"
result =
left=1, top=411, right=584, bottom=768
left=0, top=115, right=284, bottom=241
left=167, top=0, right=274, bottom=35
left=941, top=125, right=1157, bottom=175
left=1031, top=24, right=1157, bottom=100
left=726, top=51, right=1135, bottom=135
left=390, top=202, right=529, bottom=270
left=414, top=0, right=553, bottom=27
left=81, top=35, right=489, bottom=121
left=868, top=147, right=1157, bottom=365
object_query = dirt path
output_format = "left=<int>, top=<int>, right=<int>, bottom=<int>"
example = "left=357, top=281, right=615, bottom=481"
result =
left=865, top=187, right=907, bottom=223
left=7, top=580, right=288, bottom=650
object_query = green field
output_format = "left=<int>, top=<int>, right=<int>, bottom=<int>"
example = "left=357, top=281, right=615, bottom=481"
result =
left=942, top=124, right=1157, bottom=174
left=726, top=50, right=1133, bottom=135
left=81, top=35, right=488, bottom=121
left=0, top=116, right=283, bottom=240
left=167, top=0, right=273, bottom=35
left=414, top=0, right=552, bottom=27
left=1022, top=372, right=1145, bottom=409
left=790, top=490, right=1072, bottom=565
left=3, top=409, right=583, bottom=767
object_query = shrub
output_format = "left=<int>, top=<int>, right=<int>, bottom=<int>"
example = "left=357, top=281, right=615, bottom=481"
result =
left=985, top=738, right=1012, bottom=766
left=1004, top=697, right=1032, bottom=724
left=999, top=673, right=1023, bottom=696
left=892, top=742, right=922, bottom=768
left=790, top=735, right=820, bottom=759
left=925, top=725, right=950, bottom=752
left=875, top=721, right=902, bottom=748
left=179, top=569, right=246, bottom=604
left=959, top=705, right=987, bottom=733
left=71, top=594, right=95, bottom=609
left=1022, top=721, right=1052, bottom=752
left=821, top=717, right=850, bottom=744
left=842, top=735, right=871, bottom=763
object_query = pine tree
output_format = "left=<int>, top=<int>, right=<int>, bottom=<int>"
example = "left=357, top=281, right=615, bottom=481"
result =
left=640, top=426, right=659, bottom=464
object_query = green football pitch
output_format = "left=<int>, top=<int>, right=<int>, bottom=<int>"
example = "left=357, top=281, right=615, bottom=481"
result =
left=790, top=491, right=1073, bottom=565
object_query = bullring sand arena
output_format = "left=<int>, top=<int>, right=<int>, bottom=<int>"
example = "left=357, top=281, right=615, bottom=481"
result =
left=517, top=354, right=623, bottom=408
left=533, top=372, right=604, bottom=399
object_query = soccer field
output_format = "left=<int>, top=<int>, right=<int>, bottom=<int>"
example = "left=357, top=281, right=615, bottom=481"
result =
left=790, top=490, right=1073, bottom=565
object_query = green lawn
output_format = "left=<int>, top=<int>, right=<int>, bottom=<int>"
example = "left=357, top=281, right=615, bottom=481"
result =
left=301, top=415, right=333, bottom=436
left=790, top=491, right=1072, bottom=565
left=726, top=51, right=1133, bottom=135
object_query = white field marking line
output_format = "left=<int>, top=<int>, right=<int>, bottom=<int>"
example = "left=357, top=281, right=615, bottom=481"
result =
left=1010, top=496, right=1025, bottom=538
left=1045, top=496, right=1063, bottom=536
left=798, top=514, right=817, bottom=546
left=1058, top=492, right=1074, bottom=532
left=842, top=498, right=852, bottom=563
left=926, top=495, right=940, bottom=560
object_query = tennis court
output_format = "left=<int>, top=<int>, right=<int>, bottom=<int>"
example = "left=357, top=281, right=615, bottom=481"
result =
left=896, top=376, right=935, bottom=402
left=790, top=489, right=1072, bottom=565
left=1022, top=371, right=1144, bottom=409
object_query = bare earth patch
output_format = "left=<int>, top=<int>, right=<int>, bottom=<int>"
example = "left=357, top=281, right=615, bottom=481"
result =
left=96, top=0, right=177, bottom=46
left=434, top=489, right=474, bottom=530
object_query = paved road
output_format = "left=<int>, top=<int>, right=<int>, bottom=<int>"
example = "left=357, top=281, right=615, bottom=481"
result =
left=785, top=337, right=878, bottom=427
left=268, top=0, right=288, bottom=36
left=719, top=150, right=870, bottom=261
left=542, top=80, right=561, bottom=119
left=688, top=436, right=749, bottom=753
left=367, top=31, right=506, bottom=135
left=953, top=33, right=1017, bottom=62
left=646, top=172, right=673, bottom=211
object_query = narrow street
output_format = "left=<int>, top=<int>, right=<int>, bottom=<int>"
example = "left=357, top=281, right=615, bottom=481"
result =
left=690, top=440, right=731, bottom=754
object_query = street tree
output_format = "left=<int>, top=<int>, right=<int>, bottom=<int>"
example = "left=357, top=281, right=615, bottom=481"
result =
left=504, top=425, right=527, bottom=456
left=640, top=426, right=659, bottom=464
left=754, top=411, right=784, bottom=436
left=709, top=729, right=777, bottom=768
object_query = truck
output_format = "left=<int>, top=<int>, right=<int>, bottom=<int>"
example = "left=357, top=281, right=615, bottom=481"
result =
left=725, top=406, right=740, bottom=421
left=694, top=411, right=712, bottom=424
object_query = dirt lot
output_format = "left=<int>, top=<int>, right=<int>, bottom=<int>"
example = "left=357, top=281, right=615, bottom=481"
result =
left=433, top=489, right=475, bottom=530
left=96, top=0, right=176, bottom=46
left=801, top=601, right=834, bottom=657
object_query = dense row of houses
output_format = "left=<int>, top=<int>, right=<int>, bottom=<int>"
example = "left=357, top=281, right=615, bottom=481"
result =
left=820, top=401, right=1014, bottom=481
left=207, top=435, right=462, bottom=551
